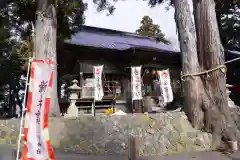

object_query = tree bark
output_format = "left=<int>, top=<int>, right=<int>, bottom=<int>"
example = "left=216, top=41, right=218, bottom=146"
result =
left=174, top=0, right=240, bottom=150
left=192, top=0, right=240, bottom=148
left=35, top=0, right=60, bottom=116
left=174, top=0, right=204, bottom=129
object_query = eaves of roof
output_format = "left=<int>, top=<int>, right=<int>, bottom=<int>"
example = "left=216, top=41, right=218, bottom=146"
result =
left=64, top=25, right=180, bottom=53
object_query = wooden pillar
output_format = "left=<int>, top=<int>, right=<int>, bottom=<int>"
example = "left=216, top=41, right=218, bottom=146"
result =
left=121, top=77, right=132, bottom=112
left=133, top=100, right=143, bottom=113
left=128, top=135, right=139, bottom=160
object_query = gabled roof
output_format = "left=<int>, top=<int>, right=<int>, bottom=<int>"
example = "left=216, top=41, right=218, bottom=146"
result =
left=64, top=25, right=240, bottom=59
left=64, top=25, right=179, bottom=53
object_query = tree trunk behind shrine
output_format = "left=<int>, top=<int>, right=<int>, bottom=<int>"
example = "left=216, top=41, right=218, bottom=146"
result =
left=34, top=0, right=60, bottom=116
left=192, top=0, right=240, bottom=148
left=174, top=0, right=240, bottom=149
left=174, top=0, right=204, bottom=129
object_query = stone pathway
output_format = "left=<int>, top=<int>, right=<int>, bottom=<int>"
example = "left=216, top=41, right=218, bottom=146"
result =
left=230, top=152, right=240, bottom=160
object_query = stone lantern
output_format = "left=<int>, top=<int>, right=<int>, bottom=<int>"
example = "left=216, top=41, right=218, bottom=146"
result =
left=226, top=84, right=237, bottom=108
left=65, top=79, right=81, bottom=117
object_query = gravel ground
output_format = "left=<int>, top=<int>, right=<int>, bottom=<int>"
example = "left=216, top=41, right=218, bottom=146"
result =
left=0, top=145, right=237, bottom=160
left=54, top=152, right=232, bottom=160
left=55, top=151, right=236, bottom=160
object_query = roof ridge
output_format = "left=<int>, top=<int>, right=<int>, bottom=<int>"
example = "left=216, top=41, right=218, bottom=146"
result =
left=82, top=25, right=155, bottom=39
left=66, top=25, right=178, bottom=52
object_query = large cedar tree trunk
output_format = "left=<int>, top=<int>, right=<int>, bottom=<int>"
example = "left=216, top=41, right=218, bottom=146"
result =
left=34, top=0, right=60, bottom=116
left=174, top=0, right=204, bottom=129
left=192, top=0, right=240, bottom=148
left=174, top=0, right=240, bottom=149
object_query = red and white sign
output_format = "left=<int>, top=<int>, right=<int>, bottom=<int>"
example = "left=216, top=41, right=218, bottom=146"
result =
left=21, top=60, right=55, bottom=160
left=93, top=65, right=104, bottom=101
left=158, top=69, right=173, bottom=103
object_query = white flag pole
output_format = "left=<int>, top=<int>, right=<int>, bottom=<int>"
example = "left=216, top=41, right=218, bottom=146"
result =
left=16, top=57, right=32, bottom=160
left=92, top=66, right=96, bottom=117
left=131, top=66, right=135, bottom=113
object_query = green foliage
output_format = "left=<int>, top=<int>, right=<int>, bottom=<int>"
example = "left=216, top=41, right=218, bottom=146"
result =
left=0, top=10, right=11, bottom=58
left=92, top=0, right=116, bottom=14
left=5, top=0, right=87, bottom=39
left=92, top=0, right=171, bottom=13
left=0, top=0, right=87, bottom=116
left=0, top=48, right=25, bottom=116
left=216, top=0, right=240, bottom=50
left=0, top=0, right=87, bottom=73
left=136, top=15, right=170, bottom=44
left=0, top=51, right=25, bottom=86
left=0, top=0, right=87, bottom=66
left=56, top=0, right=87, bottom=38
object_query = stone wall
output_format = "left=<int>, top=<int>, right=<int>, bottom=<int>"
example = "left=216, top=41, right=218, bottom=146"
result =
left=0, top=111, right=212, bottom=156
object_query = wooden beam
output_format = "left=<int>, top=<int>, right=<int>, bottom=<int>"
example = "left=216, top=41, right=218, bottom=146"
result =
left=128, top=135, right=139, bottom=160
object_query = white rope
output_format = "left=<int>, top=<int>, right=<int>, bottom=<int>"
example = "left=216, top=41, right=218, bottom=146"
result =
left=225, top=57, right=240, bottom=64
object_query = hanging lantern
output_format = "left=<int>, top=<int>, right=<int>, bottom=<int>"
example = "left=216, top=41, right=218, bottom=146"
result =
left=145, top=69, right=150, bottom=74
left=152, top=69, right=156, bottom=75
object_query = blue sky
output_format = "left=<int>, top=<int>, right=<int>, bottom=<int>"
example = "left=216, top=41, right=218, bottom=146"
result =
left=84, top=0, right=186, bottom=48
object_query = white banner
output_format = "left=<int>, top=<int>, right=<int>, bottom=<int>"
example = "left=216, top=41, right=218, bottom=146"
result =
left=21, top=60, right=55, bottom=160
left=131, top=66, right=142, bottom=100
left=94, top=65, right=104, bottom=101
left=158, top=69, right=173, bottom=103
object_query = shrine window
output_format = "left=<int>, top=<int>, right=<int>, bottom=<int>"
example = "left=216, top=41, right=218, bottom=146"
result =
left=81, top=73, right=122, bottom=98
left=103, top=74, right=122, bottom=97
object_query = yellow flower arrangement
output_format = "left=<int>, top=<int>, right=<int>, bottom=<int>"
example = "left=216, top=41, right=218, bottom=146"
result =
left=104, top=107, right=114, bottom=115
left=143, top=112, right=149, bottom=120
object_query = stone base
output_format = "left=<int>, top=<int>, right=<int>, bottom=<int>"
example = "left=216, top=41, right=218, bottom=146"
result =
left=64, top=105, right=78, bottom=118
left=0, top=112, right=213, bottom=156
left=49, top=113, right=212, bottom=155
left=228, top=98, right=237, bottom=108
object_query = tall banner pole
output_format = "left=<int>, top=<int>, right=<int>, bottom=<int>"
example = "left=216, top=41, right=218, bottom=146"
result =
left=16, top=57, right=32, bottom=160
left=131, top=72, right=134, bottom=113
left=92, top=66, right=96, bottom=116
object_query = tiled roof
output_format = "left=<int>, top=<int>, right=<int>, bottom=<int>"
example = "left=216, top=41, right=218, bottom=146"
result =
left=64, top=25, right=179, bottom=53
left=64, top=25, right=240, bottom=58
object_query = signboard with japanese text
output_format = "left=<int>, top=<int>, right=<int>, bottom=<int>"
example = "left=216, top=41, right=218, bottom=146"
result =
left=158, top=69, right=173, bottom=103
left=21, top=60, right=55, bottom=160
left=93, top=65, right=104, bottom=101
left=131, top=66, right=143, bottom=100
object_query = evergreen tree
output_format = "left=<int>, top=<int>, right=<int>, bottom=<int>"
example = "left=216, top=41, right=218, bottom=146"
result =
left=136, top=15, right=170, bottom=44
